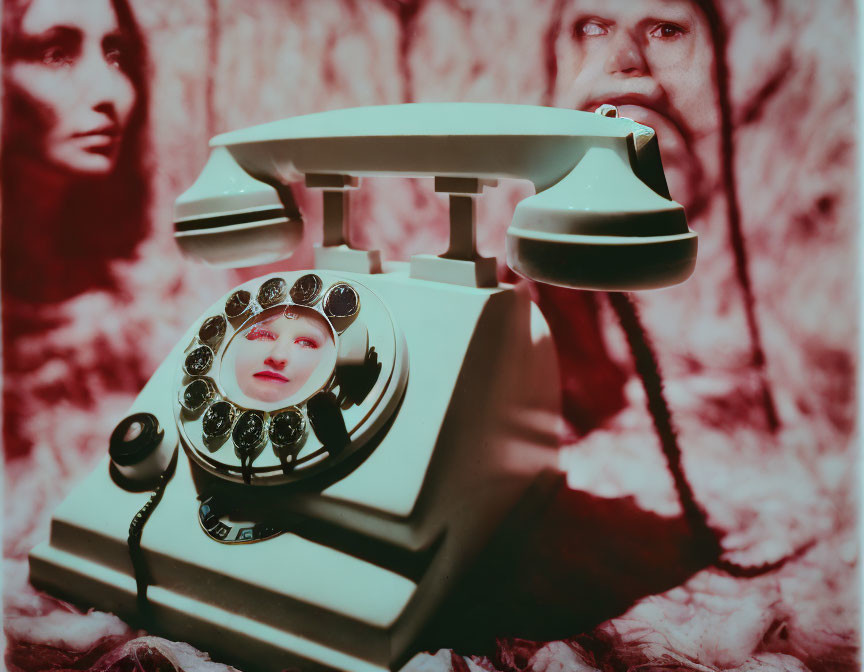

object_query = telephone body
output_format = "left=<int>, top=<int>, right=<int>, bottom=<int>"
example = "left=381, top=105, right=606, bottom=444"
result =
left=29, top=104, right=695, bottom=672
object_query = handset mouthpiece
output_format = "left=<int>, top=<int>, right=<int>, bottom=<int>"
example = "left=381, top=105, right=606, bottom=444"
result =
left=505, top=143, right=696, bottom=290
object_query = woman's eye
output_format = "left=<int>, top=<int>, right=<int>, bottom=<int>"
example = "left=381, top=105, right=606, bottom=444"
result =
left=41, top=46, right=73, bottom=67
left=649, top=23, right=687, bottom=39
left=102, top=36, right=130, bottom=70
left=295, top=337, right=319, bottom=349
left=104, top=46, right=125, bottom=69
left=246, top=328, right=276, bottom=341
left=574, top=20, right=609, bottom=39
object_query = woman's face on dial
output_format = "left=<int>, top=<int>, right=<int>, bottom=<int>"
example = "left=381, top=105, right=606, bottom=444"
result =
left=6, top=0, right=137, bottom=175
left=233, top=309, right=336, bottom=404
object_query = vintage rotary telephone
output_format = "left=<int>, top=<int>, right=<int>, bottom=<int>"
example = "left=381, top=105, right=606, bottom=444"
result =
left=29, top=103, right=695, bottom=672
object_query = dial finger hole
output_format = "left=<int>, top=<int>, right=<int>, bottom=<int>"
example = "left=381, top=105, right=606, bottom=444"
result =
left=180, top=378, right=214, bottom=413
left=184, top=345, right=215, bottom=376
left=233, top=410, right=267, bottom=457
left=198, top=315, right=227, bottom=346
left=202, top=400, right=237, bottom=441
left=289, top=274, right=322, bottom=306
left=258, top=277, right=287, bottom=308
left=269, top=408, right=306, bottom=449
left=323, top=283, right=359, bottom=318
left=225, top=290, right=252, bottom=319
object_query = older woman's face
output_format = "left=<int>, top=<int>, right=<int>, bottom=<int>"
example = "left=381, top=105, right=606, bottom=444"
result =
left=6, top=0, right=137, bottom=175
left=233, top=310, right=336, bottom=405
left=553, top=0, right=720, bottom=212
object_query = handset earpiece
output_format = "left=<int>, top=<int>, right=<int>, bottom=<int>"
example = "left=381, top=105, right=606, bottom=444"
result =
left=174, top=146, right=303, bottom=268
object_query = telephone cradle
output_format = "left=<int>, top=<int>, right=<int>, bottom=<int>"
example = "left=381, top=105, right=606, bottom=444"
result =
left=29, top=103, right=696, bottom=672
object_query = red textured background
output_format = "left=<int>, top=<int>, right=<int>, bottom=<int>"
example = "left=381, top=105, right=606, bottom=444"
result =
left=2, top=1, right=858, bottom=671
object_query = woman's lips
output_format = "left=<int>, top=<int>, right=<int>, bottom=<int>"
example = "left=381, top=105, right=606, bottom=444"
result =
left=253, top=370, right=290, bottom=383
left=75, top=132, right=121, bottom=156
left=73, top=125, right=120, bottom=139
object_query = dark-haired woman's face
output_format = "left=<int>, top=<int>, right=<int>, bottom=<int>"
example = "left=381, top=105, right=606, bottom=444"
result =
left=6, top=0, right=137, bottom=175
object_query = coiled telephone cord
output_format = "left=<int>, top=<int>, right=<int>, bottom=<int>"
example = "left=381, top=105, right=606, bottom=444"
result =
left=607, top=292, right=810, bottom=577
left=127, top=462, right=174, bottom=617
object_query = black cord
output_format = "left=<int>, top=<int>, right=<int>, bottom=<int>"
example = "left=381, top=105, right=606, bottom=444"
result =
left=607, top=292, right=805, bottom=576
left=127, top=460, right=175, bottom=618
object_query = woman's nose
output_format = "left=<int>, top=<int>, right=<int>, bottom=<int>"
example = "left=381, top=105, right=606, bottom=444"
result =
left=264, top=354, right=287, bottom=370
left=264, top=343, right=292, bottom=370
left=605, top=31, right=649, bottom=77
left=77, top=48, right=134, bottom=115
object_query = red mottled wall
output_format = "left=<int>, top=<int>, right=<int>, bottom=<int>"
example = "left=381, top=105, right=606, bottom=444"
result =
left=2, top=1, right=858, bottom=671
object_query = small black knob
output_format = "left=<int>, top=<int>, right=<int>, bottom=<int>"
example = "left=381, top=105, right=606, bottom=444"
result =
left=109, top=413, right=164, bottom=467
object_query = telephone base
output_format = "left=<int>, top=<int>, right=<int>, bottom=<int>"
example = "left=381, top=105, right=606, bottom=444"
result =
left=29, top=267, right=562, bottom=671
left=30, top=465, right=562, bottom=672
left=30, top=544, right=388, bottom=672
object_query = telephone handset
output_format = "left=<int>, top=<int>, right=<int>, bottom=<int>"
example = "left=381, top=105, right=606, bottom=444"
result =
left=30, top=104, right=695, bottom=672
left=175, top=102, right=694, bottom=289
